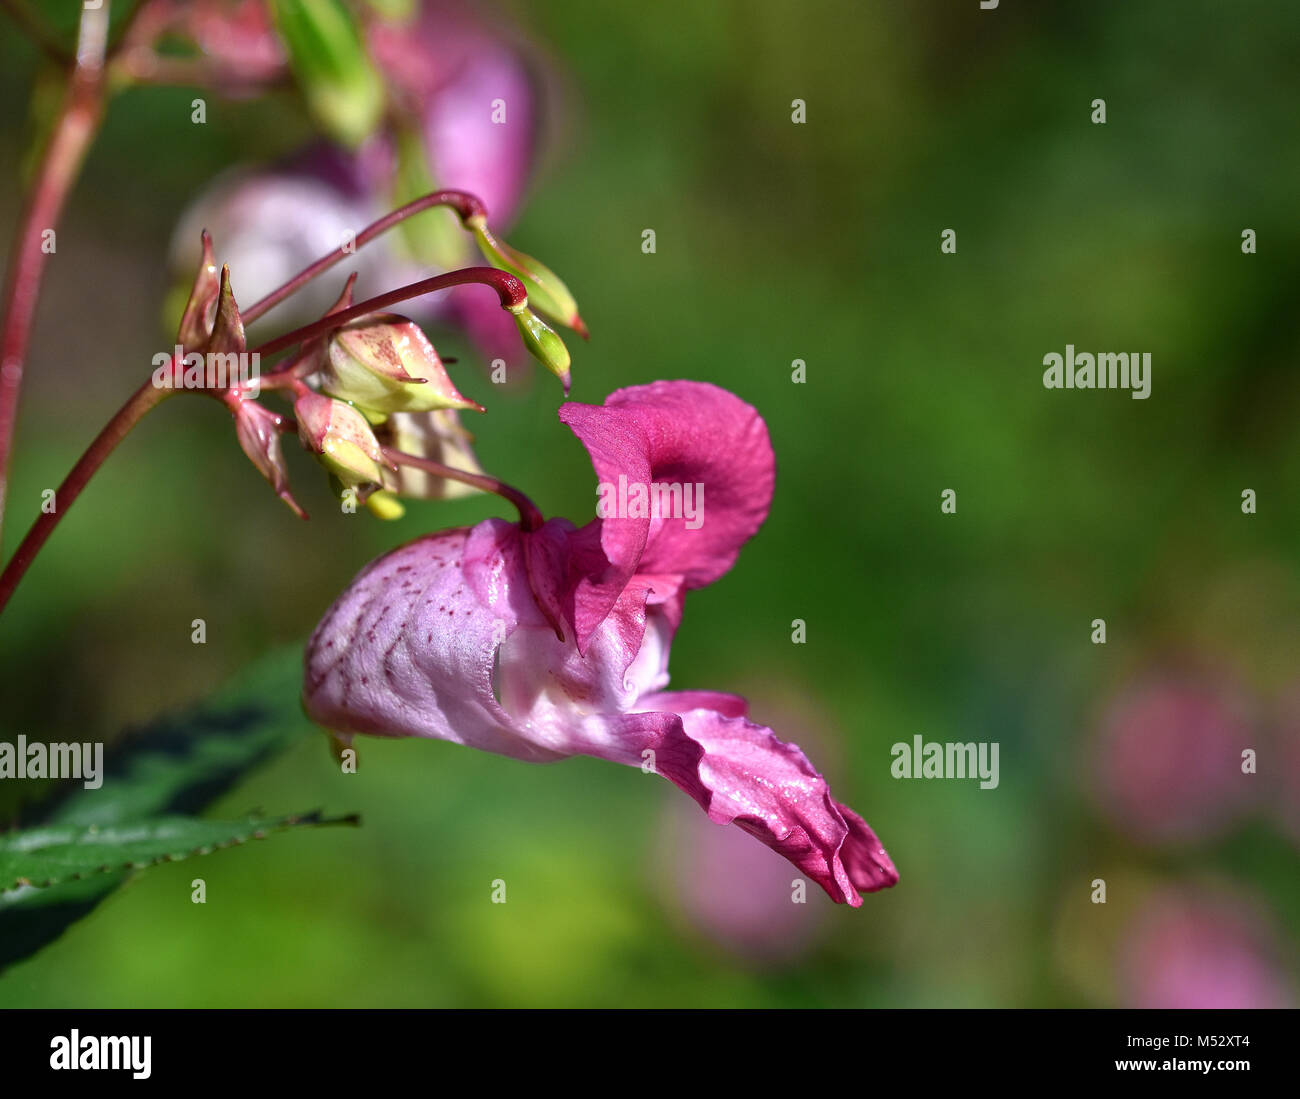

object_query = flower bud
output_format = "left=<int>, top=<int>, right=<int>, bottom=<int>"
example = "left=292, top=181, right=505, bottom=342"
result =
left=176, top=231, right=220, bottom=350
left=322, top=314, right=484, bottom=416
left=230, top=398, right=305, bottom=518
left=209, top=265, right=247, bottom=356
left=510, top=304, right=571, bottom=390
left=468, top=217, right=586, bottom=337
left=295, top=391, right=386, bottom=490
left=270, top=0, right=385, bottom=148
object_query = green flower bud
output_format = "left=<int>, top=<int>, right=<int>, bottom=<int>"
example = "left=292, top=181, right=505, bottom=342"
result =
left=469, top=217, right=587, bottom=337
left=510, top=305, right=571, bottom=390
left=322, top=314, right=485, bottom=416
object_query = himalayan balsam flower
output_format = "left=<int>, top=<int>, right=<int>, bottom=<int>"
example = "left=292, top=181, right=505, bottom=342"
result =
left=304, top=381, right=897, bottom=905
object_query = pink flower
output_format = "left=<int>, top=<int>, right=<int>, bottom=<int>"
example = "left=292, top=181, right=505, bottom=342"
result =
left=367, top=0, right=541, bottom=226
left=658, top=794, right=827, bottom=961
left=1120, top=888, right=1293, bottom=1008
left=304, top=381, right=897, bottom=905
left=1091, top=672, right=1254, bottom=845
left=1271, top=684, right=1300, bottom=849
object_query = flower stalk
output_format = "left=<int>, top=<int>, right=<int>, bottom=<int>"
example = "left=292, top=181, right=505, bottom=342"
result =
left=0, top=377, right=174, bottom=615
left=0, top=0, right=111, bottom=546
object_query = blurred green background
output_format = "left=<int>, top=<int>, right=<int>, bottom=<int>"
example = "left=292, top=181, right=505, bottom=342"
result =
left=2, top=0, right=1298, bottom=1006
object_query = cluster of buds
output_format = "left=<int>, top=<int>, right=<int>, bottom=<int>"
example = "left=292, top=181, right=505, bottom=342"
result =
left=171, top=195, right=582, bottom=521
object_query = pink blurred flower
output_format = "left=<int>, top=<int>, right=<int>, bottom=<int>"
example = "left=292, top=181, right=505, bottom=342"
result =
left=1091, top=673, right=1255, bottom=845
left=188, top=0, right=286, bottom=92
left=170, top=145, right=403, bottom=325
left=305, top=381, right=898, bottom=905
left=659, top=795, right=826, bottom=962
left=1270, top=684, right=1300, bottom=848
left=368, top=0, right=542, bottom=224
left=1120, top=888, right=1293, bottom=1008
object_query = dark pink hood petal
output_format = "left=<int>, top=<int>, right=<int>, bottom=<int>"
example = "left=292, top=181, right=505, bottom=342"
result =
left=638, top=698, right=899, bottom=906
left=558, top=380, right=776, bottom=648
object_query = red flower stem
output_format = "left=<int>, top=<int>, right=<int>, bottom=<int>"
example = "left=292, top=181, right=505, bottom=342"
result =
left=0, top=0, right=110, bottom=547
left=0, top=379, right=173, bottom=616
left=382, top=447, right=543, bottom=533
left=242, top=190, right=489, bottom=325
left=249, top=267, right=526, bottom=359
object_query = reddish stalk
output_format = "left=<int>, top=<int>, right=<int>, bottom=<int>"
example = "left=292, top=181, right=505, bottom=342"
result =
left=250, top=267, right=526, bottom=359
left=0, top=1, right=110, bottom=545
left=242, top=190, right=488, bottom=325
left=383, top=447, right=544, bottom=532
left=0, top=379, right=173, bottom=615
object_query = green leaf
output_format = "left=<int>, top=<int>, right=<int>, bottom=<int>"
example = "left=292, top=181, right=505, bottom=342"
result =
left=0, top=874, right=125, bottom=974
left=0, top=646, right=336, bottom=971
left=0, top=812, right=358, bottom=894
left=38, top=645, right=311, bottom=829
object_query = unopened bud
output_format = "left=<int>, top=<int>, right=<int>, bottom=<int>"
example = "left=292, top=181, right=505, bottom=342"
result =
left=469, top=217, right=586, bottom=337
left=209, top=265, right=247, bottom=356
left=322, top=314, right=484, bottom=416
left=230, top=398, right=305, bottom=518
left=176, top=231, right=220, bottom=350
left=510, top=305, right=571, bottom=390
left=295, top=391, right=386, bottom=489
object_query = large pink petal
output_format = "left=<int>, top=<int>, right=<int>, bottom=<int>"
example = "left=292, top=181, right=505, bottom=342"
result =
left=303, top=517, right=683, bottom=760
left=304, top=520, right=562, bottom=761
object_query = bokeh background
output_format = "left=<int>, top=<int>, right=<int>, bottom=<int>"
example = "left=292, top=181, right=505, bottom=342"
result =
left=2, top=0, right=1298, bottom=1006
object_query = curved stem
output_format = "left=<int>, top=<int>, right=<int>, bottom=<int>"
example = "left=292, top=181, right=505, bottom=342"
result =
left=0, top=0, right=110, bottom=547
left=242, top=190, right=489, bottom=325
left=382, top=446, right=543, bottom=533
left=250, top=267, right=526, bottom=359
left=0, top=380, right=171, bottom=616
